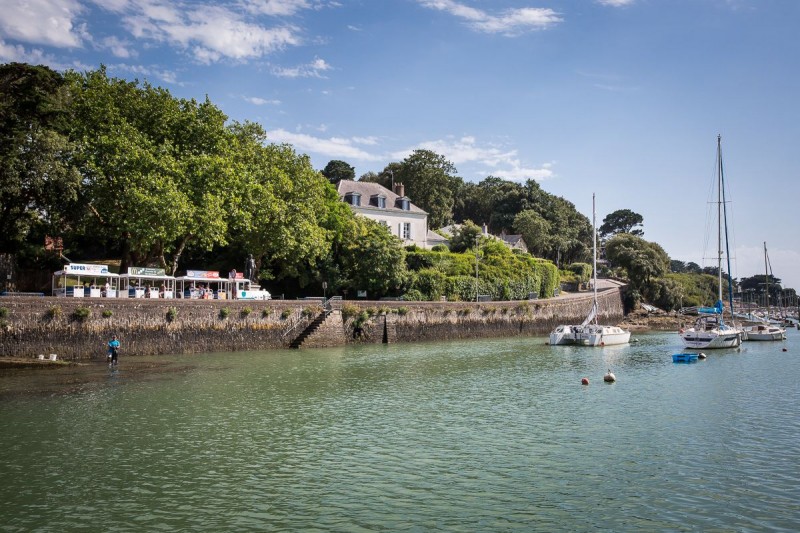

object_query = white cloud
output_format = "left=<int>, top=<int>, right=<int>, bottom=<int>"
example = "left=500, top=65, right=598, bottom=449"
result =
left=266, top=128, right=382, bottom=161
left=99, top=1, right=303, bottom=63
left=393, top=135, right=555, bottom=182
left=272, top=57, right=332, bottom=78
left=0, top=39, right=53, bottom=63
left=418, top=0, right=561, bottom=35
left=242, top=0, right=312, bottom=16
left=597, top=0, right=635, bottom=6
left=0, top=0, right=84, bottom=48
left=101, top=35, right=136, bottom=58
left=244, top=96, right=281, bottom=105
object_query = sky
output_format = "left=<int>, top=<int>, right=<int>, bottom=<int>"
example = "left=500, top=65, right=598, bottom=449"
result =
left=2, top=0, right=799, bottom=291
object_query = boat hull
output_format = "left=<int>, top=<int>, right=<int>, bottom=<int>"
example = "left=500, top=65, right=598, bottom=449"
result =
left=681, top=330, right=742, bottom=349
left=743, top=325, right=786, bottom=341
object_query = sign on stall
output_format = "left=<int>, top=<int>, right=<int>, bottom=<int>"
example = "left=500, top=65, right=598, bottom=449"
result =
left=128, top=267, right=166, bottom=276
left=64, top=263, right=110, bottom=275
left=186, top=270, right=220, bottom=279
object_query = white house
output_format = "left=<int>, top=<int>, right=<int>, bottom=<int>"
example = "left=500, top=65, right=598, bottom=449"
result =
left=336, top=180, right=440, bottom=249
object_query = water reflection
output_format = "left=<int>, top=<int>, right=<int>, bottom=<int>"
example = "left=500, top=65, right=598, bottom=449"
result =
left=1, top=332, right=799, bottom=531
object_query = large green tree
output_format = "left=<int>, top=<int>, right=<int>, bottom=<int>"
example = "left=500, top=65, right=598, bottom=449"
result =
left=604, top=233, right=669, bottom=289
left=66, top=67, right=237, bottom=273
left=513, top=210, right=551, bottom=258
left=394, top=150, right=458, bottom=229
left=0, top=63, right=81, bottom=252
left=321, top=159, right=355, bottom=184
left=599, top=209, right=644, bottom=238
left=335, top=216, right=408, bottom=298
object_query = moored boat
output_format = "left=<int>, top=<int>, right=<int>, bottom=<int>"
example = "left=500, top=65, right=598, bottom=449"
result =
left=679, top=135, right=743, bottom=350
left=549, top=194, right=630, bottom=347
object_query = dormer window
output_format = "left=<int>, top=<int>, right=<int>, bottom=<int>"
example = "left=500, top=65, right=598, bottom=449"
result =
left=345, top=192, right=361, bottom=206
left=396, top=197, right=410, bottom=211
left=371, top=194, right=386, bottom=209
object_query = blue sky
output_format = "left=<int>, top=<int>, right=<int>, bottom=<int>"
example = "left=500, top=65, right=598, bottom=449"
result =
left=2, top=0, right=799, bottom=290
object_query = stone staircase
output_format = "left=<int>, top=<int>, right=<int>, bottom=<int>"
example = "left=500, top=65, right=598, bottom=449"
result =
left=289, top=309, right=346, bottom=348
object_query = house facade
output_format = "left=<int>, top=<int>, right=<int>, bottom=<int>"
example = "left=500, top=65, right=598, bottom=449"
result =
left=336, top=180, right=434, bottom=248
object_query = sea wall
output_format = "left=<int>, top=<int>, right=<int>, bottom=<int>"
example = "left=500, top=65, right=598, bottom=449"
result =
left=0, top=290, right=624, bottom=359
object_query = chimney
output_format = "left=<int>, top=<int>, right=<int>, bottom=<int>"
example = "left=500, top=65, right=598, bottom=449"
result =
left=394, top=182, right=405, bottom=197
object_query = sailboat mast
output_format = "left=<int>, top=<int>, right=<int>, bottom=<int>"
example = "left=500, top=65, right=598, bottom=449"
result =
left=716, top=135, right=723, bottom=305
left=593, top=193, right=598, bottom=324
left=764, top=242, right=770, bottom=316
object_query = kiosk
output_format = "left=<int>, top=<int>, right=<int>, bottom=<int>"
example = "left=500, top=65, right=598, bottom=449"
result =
left=52, top=263, right=119, bottom=298
left=118, top=267, right=176, bottom=298
left=175, top=270, right=229, bottom=299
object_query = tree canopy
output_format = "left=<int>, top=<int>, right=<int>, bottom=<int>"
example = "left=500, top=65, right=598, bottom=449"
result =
left=321, top=159, right=355, bottom=184
left=599, top=209, right=644, bottom=238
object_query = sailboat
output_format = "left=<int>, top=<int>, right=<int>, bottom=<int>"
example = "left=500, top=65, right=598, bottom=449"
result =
left=743, top=242, right=786, bottom=341
left=680, top=135, right=743, bottom=350
left=549, top=194, right=631, bottom=347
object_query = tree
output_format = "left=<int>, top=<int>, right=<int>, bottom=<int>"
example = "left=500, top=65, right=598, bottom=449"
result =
left=513, top=210, right=551, bottom=258
left=66, top=67, right=236, bottom=273
left=604, top=233, right=669, bottom=289
left=321, top=160, right=355, bottom=184
left=335, top=217, right=408, bottom=298
left=394, top=150, right=458, bottom=229
left=0, top=63, right=81, bottom=252
left=448, top=220, right=483, bottom=253
left=599, top=209, right=644, bottom=238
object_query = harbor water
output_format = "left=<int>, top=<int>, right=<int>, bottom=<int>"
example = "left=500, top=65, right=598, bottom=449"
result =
left=1, top=331, right=799, bottom=531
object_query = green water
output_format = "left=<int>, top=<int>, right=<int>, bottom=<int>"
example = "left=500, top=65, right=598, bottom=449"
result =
left=1, top=332, right=799, bottom=531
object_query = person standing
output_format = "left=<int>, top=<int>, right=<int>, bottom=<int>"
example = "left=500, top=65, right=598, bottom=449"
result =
left=107, top=334, right=120, bottom=365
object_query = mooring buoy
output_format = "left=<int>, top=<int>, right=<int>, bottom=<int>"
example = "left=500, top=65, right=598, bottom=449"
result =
left=603, top=370, right=616, bottom=383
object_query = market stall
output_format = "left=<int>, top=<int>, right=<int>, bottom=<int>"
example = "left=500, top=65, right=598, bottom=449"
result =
left=52, top=263, right=120, bottom=298
left=118, top=267, right=176, bottom=298
left=175, top=270, right=229, bottom=299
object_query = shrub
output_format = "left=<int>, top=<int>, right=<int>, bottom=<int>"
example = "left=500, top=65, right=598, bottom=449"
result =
left=45, top=306, right=62, bottom=320
left=240, top=307, right=253, bottom=318
left=219, top=307, right=231, bottom=319
left=71, top=306, right=91, bottom=322
left=301, top=306, right=321, bottom=318
left=378, top=305, right=391, bottom=315
left=401, top=289, right=424, bottom=301
left=341, top=304, right=360, bottom=320
left=102, top=309, right=113, bottom=318
left=166, top=307, right=178, bottom=322
left=0, top=307, right=8, bottom=319
left=431, top=244, right=449, bottom=252
left=397, top=306, right=409, bottom=316
left=280, top=309, right=291, bottom=320
left=261, top=308, right=271, bottom=318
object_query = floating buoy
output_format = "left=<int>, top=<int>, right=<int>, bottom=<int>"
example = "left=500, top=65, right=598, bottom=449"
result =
left=604, top=370, right=616, bottom=383
left=782, top=348, right=788, bottom=352
left=698, top=352, right=707, bottom=359
left=581, top=377, right=590, bottom=385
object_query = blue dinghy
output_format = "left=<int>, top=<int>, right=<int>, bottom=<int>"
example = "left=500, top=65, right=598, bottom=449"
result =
left=673, top=353, right=699, bottom=363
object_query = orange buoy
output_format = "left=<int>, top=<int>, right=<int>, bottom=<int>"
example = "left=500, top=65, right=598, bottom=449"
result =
left=581, top=377, right=590, bottom=385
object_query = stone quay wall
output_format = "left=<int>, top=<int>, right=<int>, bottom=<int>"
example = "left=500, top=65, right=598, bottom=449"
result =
left=0, top=289, right=624, bottom=359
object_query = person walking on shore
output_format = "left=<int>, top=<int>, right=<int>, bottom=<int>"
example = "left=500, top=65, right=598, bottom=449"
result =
left=107, top=334, right=120, bottom=365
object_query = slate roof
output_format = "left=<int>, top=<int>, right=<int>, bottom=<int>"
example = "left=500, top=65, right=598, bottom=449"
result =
left=336, top=180, right=427, bottom=215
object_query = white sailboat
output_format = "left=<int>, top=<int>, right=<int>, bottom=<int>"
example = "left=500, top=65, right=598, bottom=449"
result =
left=549, top=194, right=631, bottom=347
left=743, top=242, right=786, bottom=341
left=680, top=135, right=743, bottom=350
